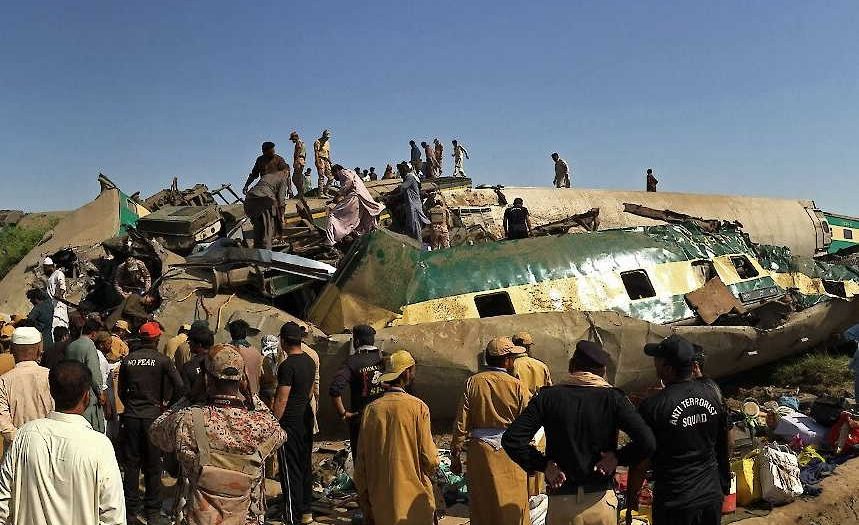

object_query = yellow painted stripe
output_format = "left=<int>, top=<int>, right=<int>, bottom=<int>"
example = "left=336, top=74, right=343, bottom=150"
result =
left=830, top=227, right=858, bottom=242
left=393, top=254, right=857, bottom=326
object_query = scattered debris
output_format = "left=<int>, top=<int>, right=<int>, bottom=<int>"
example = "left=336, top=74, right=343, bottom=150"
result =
left=531, top=207, right=600, bottom=235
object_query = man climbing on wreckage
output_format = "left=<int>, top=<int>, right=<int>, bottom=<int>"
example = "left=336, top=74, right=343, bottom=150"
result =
left=324, top=165, right=385, bottom=249
left=243, top=141, right=289, bottom=250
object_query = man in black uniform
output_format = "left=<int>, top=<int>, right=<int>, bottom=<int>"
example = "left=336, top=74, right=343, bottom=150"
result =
left=180, top=324, right=214, bottom=403
left=118, top=321, right=185, bottom=525
left=503, top=341, right=655, bottom=524
left=328, top=324, right=384, bottom=467
left=503, top=197, right=532, bottom=240
left=636, top=335, right=730, bottom=525
left=273, top=322, right=318, bottom=525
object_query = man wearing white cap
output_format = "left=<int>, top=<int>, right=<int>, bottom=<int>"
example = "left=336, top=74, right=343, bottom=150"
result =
left=0, top=327, right=54, bottom=447
left=43, top=258, right=68, bottom=330
left=354, top=350, right=440, bottom=525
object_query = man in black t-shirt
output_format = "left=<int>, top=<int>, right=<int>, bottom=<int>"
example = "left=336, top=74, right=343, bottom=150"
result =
left=636, top=335, right=730, bottom=525
left=273, top=322, right=317, bottom=525
left=180, top=325, right=214, bottom=404
left=503, top=198, right=532, bottom=240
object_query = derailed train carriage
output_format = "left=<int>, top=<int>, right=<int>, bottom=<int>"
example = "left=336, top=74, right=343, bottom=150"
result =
left=307, top=219, right=859, bottom=418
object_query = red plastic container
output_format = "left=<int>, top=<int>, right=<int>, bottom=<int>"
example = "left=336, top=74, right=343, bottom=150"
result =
left=722, top=473, right=737, bottom=514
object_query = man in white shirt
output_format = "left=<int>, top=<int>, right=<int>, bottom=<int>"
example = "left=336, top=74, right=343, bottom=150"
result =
left=0, top=328, right=53, bottom=446
left=0, top=360, right=125, bottom=525
left=43, top=258, right=68, bottom=330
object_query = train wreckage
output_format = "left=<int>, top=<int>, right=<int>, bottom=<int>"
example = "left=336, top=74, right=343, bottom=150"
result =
left=1, top=176, right=858, bottom=423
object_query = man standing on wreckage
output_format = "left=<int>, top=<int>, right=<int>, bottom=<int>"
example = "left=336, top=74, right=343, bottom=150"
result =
left=324, top=165, right=385, bottom=248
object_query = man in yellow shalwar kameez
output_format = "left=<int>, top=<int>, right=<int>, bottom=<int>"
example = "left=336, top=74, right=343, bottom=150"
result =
left=451, top=337, right=531, bottom=525
left=354, top=350, right=439, bottom=525
left=512, top=331, right=552, bottom=496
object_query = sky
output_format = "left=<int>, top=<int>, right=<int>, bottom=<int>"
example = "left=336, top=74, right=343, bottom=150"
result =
left=1, top=1, right=857, bottom=214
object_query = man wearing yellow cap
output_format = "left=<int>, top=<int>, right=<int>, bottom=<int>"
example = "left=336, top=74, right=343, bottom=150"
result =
left=511, top=331, right=552, bottom=496
left=108, top=320, right=131, bottom=363
left=511, top=331, right=552, bottom=395
left=451, top=337, right=531, bottom=525
left=354, top=350, right=439, bottom=525
left=0, top=325, right=15, bottom=356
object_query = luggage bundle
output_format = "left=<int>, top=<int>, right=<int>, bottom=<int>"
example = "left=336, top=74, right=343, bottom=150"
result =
left=732, top=444, right=805, bottom=506
left=758, top=444, right=804, bottom=505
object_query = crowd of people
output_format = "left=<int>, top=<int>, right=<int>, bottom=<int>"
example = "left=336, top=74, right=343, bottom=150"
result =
left=0, top=277, right=730, bottom=525
left=239, top=136, right=469, bottom=253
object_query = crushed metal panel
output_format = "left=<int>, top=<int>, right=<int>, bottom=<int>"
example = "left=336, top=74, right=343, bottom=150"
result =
left=685, top=276, right=745, bottom=324
left=349, top=299, right=859, bottom=421
left=181, top=244, right=335, bottom=281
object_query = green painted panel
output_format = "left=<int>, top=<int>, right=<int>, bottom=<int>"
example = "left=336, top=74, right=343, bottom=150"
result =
left=118, top=191, right=140, bottom=234
left=830, top=240, right=858, bottom=254
left=825, top=214, right=859, bottom=228
left=338, top=223, right=760, bottom=306
left=331, top=222, right=859, bottom=323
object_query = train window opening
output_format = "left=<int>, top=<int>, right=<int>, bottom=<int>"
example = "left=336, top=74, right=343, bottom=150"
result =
left=845, top=229, right=854, bottom=240
left=474, top=292, right=515, bottom=318
left=730, top=256, right=759, bottom=279
left=621, top=270, right=656, bottom=300
left=691, top=260, right=717, bottom=283
left=823, top=280, right=847, bottom=298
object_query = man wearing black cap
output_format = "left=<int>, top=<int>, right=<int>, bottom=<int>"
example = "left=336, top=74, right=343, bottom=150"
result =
left=503, top=340, right=655, bottom=525
left=243, top=141, right=289, bottom=250
left=328, top=324, right=385, bottom=468
left=635, top=335, right=730, bottom=525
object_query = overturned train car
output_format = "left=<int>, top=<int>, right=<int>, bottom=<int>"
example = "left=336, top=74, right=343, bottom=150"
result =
left=308, top=222, right=859, bottom=418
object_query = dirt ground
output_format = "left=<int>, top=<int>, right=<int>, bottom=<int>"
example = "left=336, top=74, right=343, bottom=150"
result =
left=737, top=457, right=859, bottom=525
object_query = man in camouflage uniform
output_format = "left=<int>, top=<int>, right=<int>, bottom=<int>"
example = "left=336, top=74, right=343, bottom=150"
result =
left=433, top=138, right=444, bottom=176
left=149, top=344, right=285, bottom=525
left=313, top=130, right=333, bottom=194
left=290, top=131, right=306, bottom=198
left=429, top=194, right=451, bottom=250
left=113, top=256, right=152, bottom=299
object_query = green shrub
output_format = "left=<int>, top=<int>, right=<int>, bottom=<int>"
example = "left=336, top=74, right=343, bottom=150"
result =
left=769, top=352, right=852, bottom=392
left=0, top=222, right=57, bottom=279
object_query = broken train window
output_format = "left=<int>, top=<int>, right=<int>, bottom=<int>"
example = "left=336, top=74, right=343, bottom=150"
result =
left=620, top=270, right=656, bottom=300
left=730, top=255, right=759, bottom=279
left=845, top=229, right=854, bottom=240
left=474, top=292, right=515, bottom=318
left=823, top=280, right=847, bottom=298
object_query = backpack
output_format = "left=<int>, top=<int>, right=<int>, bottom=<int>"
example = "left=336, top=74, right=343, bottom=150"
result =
left=185, top=407, right=280, bottom=525
left=811, top=397, right=848, bottom=427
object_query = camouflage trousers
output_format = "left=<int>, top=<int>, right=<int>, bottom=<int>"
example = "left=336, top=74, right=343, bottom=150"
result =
left=431, top=225, right=450, bottom=249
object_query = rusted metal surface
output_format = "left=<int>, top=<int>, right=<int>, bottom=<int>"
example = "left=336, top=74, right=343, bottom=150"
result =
left=443, top=186, right=830, bottom=256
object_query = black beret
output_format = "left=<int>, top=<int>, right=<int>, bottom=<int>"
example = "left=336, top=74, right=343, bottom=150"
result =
left=574, top=340, right=610, bottom=368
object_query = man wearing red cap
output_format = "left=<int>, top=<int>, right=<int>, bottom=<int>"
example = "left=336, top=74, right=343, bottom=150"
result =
left=118, top=321, right=185, bottom=525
